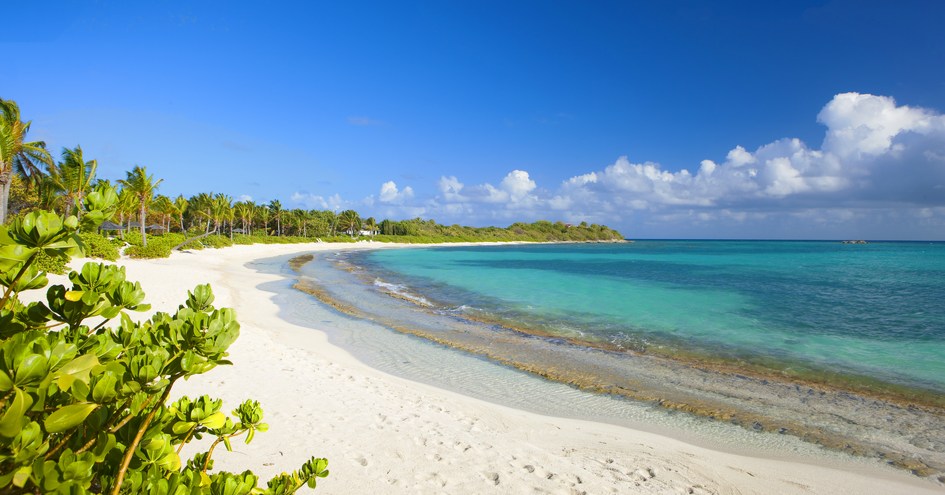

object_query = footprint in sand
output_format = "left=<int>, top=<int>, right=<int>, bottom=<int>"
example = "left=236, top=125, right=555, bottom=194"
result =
left=352, top=456, right=368, bottom=467
left=630, top=467, right=657, bottom=482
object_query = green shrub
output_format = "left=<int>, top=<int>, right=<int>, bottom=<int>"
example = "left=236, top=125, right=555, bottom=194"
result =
left=200, top=234, right=234, bottom=249
left=32, top=248, right=69, bottom=274
left=0, top=206, right=328, bottom=492
left=125, top=241, right=173, bottom=259
left=124, top=234, right=188, bottom=259
left=79, top=232, right=120, bottom=261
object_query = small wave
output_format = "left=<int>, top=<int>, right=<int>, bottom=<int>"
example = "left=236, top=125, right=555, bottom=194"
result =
left=442, top=304, right=477, bottom=314
left=373, top=279, right=434, bottom=307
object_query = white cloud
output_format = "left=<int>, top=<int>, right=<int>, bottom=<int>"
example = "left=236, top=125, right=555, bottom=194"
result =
left=553, top=93, right=944, bottom=216
left=438, top=170, right=540, bottom=207
left=818, top=92, right=934, bottom=159
left=438, top=176, right=465, bottom=201
left=379, top=181, right=414, bottom=204
left=367, top=92, right=945, bottom=239
left=237, top=194, right=253, bottom=202
left=500, top=170, right=537, bottom=200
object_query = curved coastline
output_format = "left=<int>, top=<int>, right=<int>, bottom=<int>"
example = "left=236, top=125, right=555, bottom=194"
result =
left=52, top=242, right=942, bottom=494
left=292, top=245, right=945, bottom=479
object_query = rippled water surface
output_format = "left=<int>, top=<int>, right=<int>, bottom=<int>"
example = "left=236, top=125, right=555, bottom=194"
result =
left=357, top=241, right=945, bottom=392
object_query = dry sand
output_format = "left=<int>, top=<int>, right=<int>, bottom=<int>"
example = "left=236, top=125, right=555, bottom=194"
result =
left=51, top=243, right=943, bottom=494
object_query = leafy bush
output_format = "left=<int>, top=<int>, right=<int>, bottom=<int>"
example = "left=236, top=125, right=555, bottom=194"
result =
left=79, top=232, right=120, bottom=261
left=199, top=235, right=233, bottom=249
left=31, top=249, right=69, bottom=274
left=125, top=242, right=173, bottom=259
left=125, top=234, right=188, bottom=259
left=0, top=192, right=328, bottom=493
left=232, top=235, right=317, bottom=245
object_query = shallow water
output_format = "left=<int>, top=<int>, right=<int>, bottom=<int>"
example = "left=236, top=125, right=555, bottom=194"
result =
left=358, top=241, right=945, bottom=393
left=253, top=253, right=870, bottom=467
left=287, top=243, right=945, bottom=477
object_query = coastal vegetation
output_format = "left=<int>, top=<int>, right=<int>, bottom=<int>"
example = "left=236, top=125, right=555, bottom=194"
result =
left=1, top=100, right=328, bottom=492
left=0, top=191, right=328, bottom=492
left=0, top=98, right=624, bottom=259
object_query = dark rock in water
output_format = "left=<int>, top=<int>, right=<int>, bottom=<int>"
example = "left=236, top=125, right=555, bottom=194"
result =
left=841, top=240, right=868, bottom=244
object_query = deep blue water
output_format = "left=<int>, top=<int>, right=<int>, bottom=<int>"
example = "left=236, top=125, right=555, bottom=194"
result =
left=355, top=241, right=945, bottom=392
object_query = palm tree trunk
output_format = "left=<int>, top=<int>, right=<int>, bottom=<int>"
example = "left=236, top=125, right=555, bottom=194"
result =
left=139, top=203, right=147, bottom=247
left=0, top=169, right=12, bottom=224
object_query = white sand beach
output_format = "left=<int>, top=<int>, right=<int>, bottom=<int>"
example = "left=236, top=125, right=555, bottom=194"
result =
left=51, top=243, right=942, bottom=494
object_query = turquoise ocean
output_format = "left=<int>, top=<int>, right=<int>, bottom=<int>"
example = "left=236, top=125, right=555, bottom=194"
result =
left=350, top=241, right=945, bottom=395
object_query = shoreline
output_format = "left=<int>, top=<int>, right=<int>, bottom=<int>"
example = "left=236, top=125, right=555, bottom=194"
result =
left=39, top=242, right=944, bottom=493
left=295, top=247, right=945, bottom=478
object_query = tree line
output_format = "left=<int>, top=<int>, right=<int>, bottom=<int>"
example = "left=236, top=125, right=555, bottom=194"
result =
left=2, top=98, right=624, bottom=246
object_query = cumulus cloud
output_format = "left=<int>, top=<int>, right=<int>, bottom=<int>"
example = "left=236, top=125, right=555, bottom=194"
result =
left=434, top=170, right=539, bottom=207
left=379, top=181, right=414, bottom=204
left=369, top=93, right=945, bottom=238
left=438, top=176, right=466, bottom=202
left=553, top=93, right=945, bottom=217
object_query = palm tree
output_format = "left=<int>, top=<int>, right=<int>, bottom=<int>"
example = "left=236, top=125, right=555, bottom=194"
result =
left=47, top=146, right=97, bottom=221
left=173, top=195, right=189, bottom=232
left=34, top=175, right=61, bottom=213
left=268, top=199, right=283, bottom=236
left=364, top=217, right=377, bottom=238
left=255, top=205, right=271, bottom=235
left=233, top=201, right=255, bottom=235
left=292, top=208, right=309, bottom=237
left=188, top=192, right=213, bottom=233
left=118, top=165, right=163, bottom=247
left=325, top=210, right=338, bottom=236
left=210, top=193, right=232, bottom=236
left=281, top=209, right=297, bottom=236
left=153, top=195, right=175, bottom=232
left=338, top=209, right=361, bottom=237
left=114, top=188, right=138, bottom=240
left=0, top=99, right=54, bottom=223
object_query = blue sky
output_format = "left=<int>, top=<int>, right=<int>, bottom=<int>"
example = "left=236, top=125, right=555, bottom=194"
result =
left=5, top=0, right=945, bottom=239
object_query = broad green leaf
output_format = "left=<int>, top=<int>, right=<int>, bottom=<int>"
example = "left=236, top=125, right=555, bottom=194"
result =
left=0, top=244, right=34, bottom=263
left=172, top=421, right=196, bottom=435
left=14, top=354, right=47, bottom=386
left=202, top=411, right=226, bottom=429
left=11, top=465, right=31, bottom=488
left=44, top=402, right=98, bottom=433
left=90, top=373, right=119, bottom=403
left=54, top=353, right=99, bottom=391
left=0, top=371, right=13, bottom=391
left=0, top=388, right=33, bottom=437
left=69, top=380, right=90, bottom=402
left=157, top=450, right=182, bottom=471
